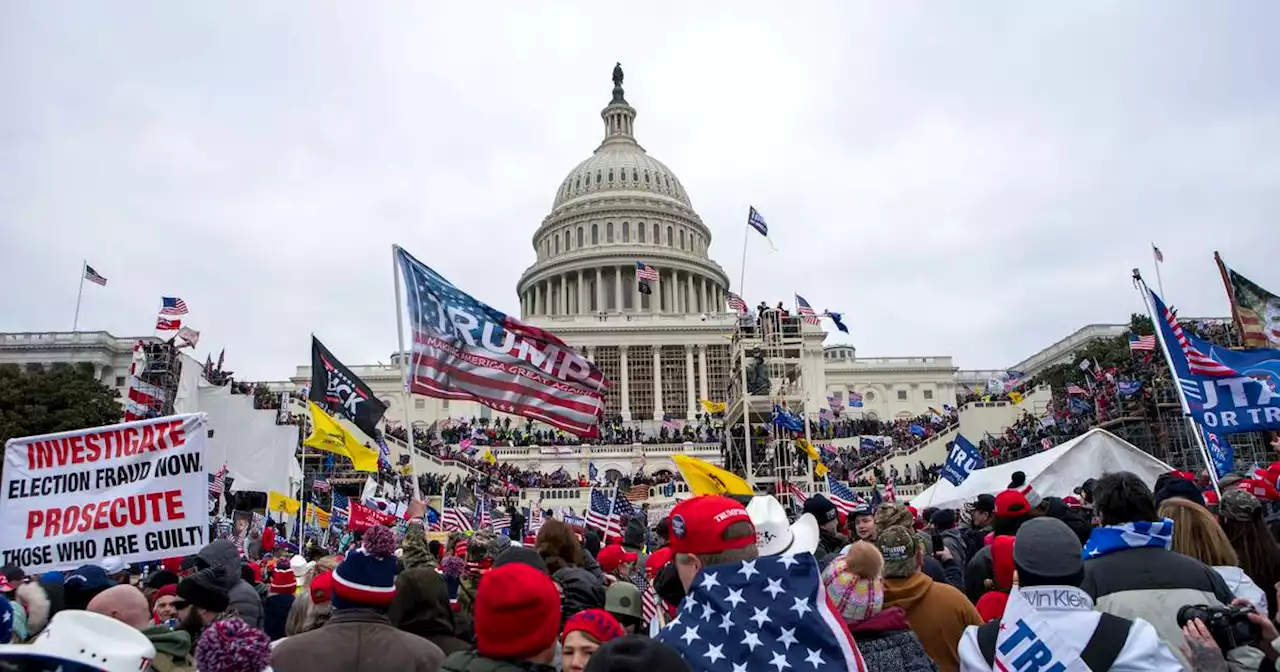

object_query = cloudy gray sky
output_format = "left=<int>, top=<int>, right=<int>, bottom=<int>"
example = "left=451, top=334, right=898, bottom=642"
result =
left=2, top=3, right=1276, bottom=380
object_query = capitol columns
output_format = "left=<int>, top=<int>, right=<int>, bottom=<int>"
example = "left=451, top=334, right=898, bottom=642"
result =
left=577, top=269, right=586, bottom=314
left=685, top=344, right=696, bottom=419
left=595, top=268, right=603, bottom=313
left=697, top=344, right=709, bottom=401
left=534, top=283, right=543, bottom=316
left=652, top=346, right=663, bottom=421
left=619, top=346, right=631, bottom=421
left=614, top=267, right=623, bottom=312
left=700, top=276, right=708, bottom=314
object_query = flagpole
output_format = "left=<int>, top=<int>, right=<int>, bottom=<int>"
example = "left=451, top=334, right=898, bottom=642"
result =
left=72, top=259, right=86, bottom=333
left=391, top=245, right=422, bottom=501
left=1133, top=272, right=1220, bottom=496
left=737, top=224, right=749, bottom=301
left=1151, top=243, right=1166, bottom=297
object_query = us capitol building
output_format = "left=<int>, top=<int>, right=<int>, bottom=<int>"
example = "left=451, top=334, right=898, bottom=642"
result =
left=6, top=66, right=1045, bottom=441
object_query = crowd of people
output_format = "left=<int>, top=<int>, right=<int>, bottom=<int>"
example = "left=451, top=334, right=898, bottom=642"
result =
left=14, top=462, right=1280, bottom=672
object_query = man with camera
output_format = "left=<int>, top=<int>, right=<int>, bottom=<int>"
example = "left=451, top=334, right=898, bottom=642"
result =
left=959, top=517, right=1179, bottom=670
left=1079, top=472, right=1265, bottom=671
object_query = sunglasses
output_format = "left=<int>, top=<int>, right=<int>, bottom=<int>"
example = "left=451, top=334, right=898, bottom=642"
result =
left=171, top=599, right=191, bottom=610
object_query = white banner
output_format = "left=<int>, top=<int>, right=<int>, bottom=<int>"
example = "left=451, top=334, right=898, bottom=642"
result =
left=1, top=414, right=211, bottom=573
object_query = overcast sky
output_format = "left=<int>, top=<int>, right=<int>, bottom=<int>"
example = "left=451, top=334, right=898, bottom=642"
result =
left=2, top=3, right=1276, bottom=380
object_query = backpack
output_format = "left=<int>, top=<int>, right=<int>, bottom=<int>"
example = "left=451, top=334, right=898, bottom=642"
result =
left=977, top=612, right=1131, bottom=671
left=962, top=527, right=987, bottom=562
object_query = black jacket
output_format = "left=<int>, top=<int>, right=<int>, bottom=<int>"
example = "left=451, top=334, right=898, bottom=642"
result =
left=264, top=593, right=294, bottom=641
left=389, top=567, right=472, bottom=656
left=552, top=567, right=605, bottom=624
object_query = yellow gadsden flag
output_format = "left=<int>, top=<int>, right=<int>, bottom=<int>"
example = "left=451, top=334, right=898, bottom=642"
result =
left=1009, top=391, right=1025, bottom=405
left=795, top=438, right=829, bottom=478
left=308, top=505, right=331, bottom=528
left=699, top=399, right=727, bottom=415
left=268, top=490, right=301, bottom=516
left=672, top=454, right=753, bottom=497
left=303, top=401, right=380, bottom=472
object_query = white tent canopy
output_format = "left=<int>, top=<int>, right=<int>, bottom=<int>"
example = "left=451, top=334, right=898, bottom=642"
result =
left=910, top=428, right=1175, bottom=511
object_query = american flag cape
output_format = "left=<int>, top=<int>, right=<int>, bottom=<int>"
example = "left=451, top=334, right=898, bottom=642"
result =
left=656, top=553, right=866, bottom=672
left=396, top=246, right=609, bottom=437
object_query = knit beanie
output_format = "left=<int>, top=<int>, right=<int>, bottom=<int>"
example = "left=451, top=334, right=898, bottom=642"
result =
left=561, top=608, right=626, bottom=644
left=820, top=546, right=884, bottom=624
left=195, top=618, right=271, bottom=672
left=332, top=525, right=398, bottom=610
left=269, top=563, right=297, bottom=595
left=153, top=584, right=178, bottom=600
left=310, top=570, right=334, bottom=604
left=177, top=567, right=230, bottom=613
left=145, top=570, right=179, bottom=590
left=474, top=562, right=561, bottom=661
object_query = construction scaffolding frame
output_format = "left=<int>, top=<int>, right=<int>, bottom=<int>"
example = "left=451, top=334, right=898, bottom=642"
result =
left=722, top=309, right=815, bottom=493
left=135, top=341, right=182, bottom=418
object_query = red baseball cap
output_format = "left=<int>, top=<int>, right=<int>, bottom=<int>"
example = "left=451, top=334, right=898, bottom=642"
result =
left=994, top=490, right=1031, bottom=518
left=645, top=547, right=674, bottom=578
left=1237, top=479, right=1280, bottom=502
left=667, top=495, right=754, bottom=555
left=596, top=544, right=638, bottom=573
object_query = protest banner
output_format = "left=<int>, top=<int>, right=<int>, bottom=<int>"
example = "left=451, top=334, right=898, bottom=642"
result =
left=1, top=414, right=211, bottom=573
left=941, top=434, right=984, bottom=486
left=347, top=502, right=398, bottom=532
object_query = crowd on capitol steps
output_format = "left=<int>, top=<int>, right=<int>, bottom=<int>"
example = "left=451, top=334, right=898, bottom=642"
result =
left=15, top=460, right=1280, bottom=671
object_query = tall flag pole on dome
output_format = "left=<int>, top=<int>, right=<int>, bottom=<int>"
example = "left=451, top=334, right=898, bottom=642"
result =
left=73, top=260, right=107, bottom=332
left=391, top=245, right=609, bottom=447
left=1215, top=252, right=1280, bottom=349
left=737, top=206, right=775, bottom=313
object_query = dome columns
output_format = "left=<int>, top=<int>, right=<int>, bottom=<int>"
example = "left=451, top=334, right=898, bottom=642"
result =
left=519, top=264, right=726, bottom=319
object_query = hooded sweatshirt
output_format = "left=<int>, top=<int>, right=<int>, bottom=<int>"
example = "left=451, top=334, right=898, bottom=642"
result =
left=196, top=539, right=263, bottom=628
left=552, top=567, right=605, bottom=624
left=141, top=625, right=194, bottom=672
left=883, top=571, right=981, bottom=672
left=389, top=567, right=471, bottom=656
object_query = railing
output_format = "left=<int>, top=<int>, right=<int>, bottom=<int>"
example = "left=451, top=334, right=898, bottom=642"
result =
left=381, top=433, right=485, bottom=478
left=0, top=331, right=151, bottom=348
left=493, top=442, right=719, bottom=459
left=853, top=421, right=959, bottom=478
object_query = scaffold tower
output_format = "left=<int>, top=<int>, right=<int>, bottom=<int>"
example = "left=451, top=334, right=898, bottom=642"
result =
left=723, top=309, right=817, bottom=494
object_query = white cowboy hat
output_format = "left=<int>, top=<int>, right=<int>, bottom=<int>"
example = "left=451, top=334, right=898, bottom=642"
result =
left=289, top=554, right=314, bottom=580
left=0, top=609, right=155, bottom=672
left=747, top=495, right=820, bottom=557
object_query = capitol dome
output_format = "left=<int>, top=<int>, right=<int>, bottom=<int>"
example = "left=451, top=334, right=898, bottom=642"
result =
left=516, top=64, right=730, bottom=322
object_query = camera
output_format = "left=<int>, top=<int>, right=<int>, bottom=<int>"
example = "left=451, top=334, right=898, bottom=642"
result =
left=1177, top=604, right=1260, bottom=650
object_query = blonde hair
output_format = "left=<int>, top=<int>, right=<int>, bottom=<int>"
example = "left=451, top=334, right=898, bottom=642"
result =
left=1158, top=497, right=1239, bottom=567
left=843, top=541, right=884, bottom=579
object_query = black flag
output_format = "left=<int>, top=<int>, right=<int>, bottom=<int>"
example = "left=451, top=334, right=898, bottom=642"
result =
left=309, top=336, right=387, bottom=438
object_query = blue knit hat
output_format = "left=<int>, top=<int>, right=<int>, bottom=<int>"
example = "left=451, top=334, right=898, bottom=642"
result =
left=332, top=525, right=397, bottom=610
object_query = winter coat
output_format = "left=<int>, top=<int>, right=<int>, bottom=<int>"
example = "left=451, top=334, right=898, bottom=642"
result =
left=883, top=571, right=983, bottom=672
left=957, top=585, right=1180, bottom=671
left=389, top=567, right=472, bottom=656
left=13, top=582, right=50, bottom=640
left=272, top=608, right=445, bottom=672
left=440, top=651, right=556, bottom=672
left=400, top=522, right=439, bottom=571
left=938, top=528, right=969, bottom=570
left=553, top=567, right=605, bottom=623
left=196, top=539, right=263, bottom=628
left=141, top=625, right=194, bottom=672
left=817, top=528, right=851, bottom=559
left=964, top=545, right=994, bottom=603
left=264, top=593, right=295, bottom=641
left=847, top=607, right=938, bottom=672
left=1214, top=565, right=1269, bottom=615
left=1082, top=546, right=1264, bottom=672
left=581, top=550, right=605, bottom=582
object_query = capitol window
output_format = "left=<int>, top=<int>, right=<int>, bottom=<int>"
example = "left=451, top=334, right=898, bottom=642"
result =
left=596, top=170, right=601, bottom=184
left=653, top=223, right=659, bottom=244
left=924, top=390, right=934, bottom=400
left=592, top=224, right=599, bottom=244
left=865, top=391, right=876, bottom=402
left=622, top=222, right=629, bottom=242
left=608, top=169, right=614, bottom=182
left=607, top=222, right=614, bottom=243
left=415, top=399, right=425, bottom=410
left=632, top=168, right=638, bottom=182
left=577, top=227, right=584, bottom=247
left=638, top=224, right=646, bottom=243
left=897, top=390, right=907, bottom=401
left=667, top=226, right=674, bottom=246
left=575, top=176, right=581, bottom=189
left=679, top=229, right=685, bottom=249
left=554, top=237, right=560, bottom=254
left=564, top=230, right=571, bottom=250
left=644, top=170, right=650, bottom=183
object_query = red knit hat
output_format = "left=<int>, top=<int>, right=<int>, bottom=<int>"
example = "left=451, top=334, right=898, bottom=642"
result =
left=309, top=570, right=333, bottom=604
left=561, top=608, right=625, bottom=645
left=161, top=557, right=184, bottom=575
left=154, top=584, right=178, bottom=600
left=474, top=563, right=561, bottom=660
left=990, top=536, right=1015, bottom=590
left=269, top=566, right=297, bottom=595
left=994, top=490, right=1031, bottom=518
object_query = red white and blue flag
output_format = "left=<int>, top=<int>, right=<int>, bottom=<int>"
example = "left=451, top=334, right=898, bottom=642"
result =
left=636, top=261, right=659, bottom=281
left=1128, top=333, right=1156, bottom=352
left=725, top=291, right=748, bottom=314
left=795, top=294, right=820, bottom=325
left=84, top=264, right=107, bottom=286
left=825, top=474, right=866, bottom=514
left=586, top=488, right=621, bottom=537
left=155, top=317, right=181, bottom=331
left=396, top=246, right=609, bottom=437
left=159, top=297, right=189, bottom=315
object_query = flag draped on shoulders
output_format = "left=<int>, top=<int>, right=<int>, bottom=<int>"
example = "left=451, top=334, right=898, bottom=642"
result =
left=656, top=553, right=865, bottom=672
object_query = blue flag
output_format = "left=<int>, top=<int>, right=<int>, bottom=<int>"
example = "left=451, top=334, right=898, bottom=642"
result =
left=1150, top=287, right=1280, bottom=434
left=859, top=437, right=879, bottom=452
left=1118, top=380, right=1143, bottom=397
left=826, top=312, right=849, bottom=334
left=655, top=554, right=864, bottom=671
left=1068, top=397, right=1093, bottom=415
left=908, top=423, right=927, bottom=438
left=1201, top=426, right=1235, bottom=478
left=941, top=434, right=983, bottom=486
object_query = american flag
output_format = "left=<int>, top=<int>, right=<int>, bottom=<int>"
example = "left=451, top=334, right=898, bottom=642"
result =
left=155, top=317, right=181, bottom=331
left=586, top=488, right=621, bottom=537
left=1157, top=294, right=1237, bottom=377
left=636, top=261, right=659, bottom=282
left=825, top=475, right=865, bottom=515
left=312, top=478, right=330, bottom=492
left=655, top=554, right=867, bottom=672
left=528, top=506, right=544, bottom=534
left=642, top=584, right=662, bottom=627
left=159, top=297, right=189, bottom=315
left=490, top=503, right=511, bottom=532
left=476, top=499, right=491, bottom=530
left=1065, top=384, right=1089, bottom=396
left=397, top=246, right=609, bottom=438
left=208, top=465, right=228, bottom=497
left=1152, top=244, right=1164, bottom=263
left=1128, top=333, right=1156, bottom=352
left=611, top=487, right=638, bottom=521
left=884, top=474, right=897, bottom=503
left=725, top=291, right=748, bottom=314
left=662, top=413, right=682, bottom=431
left=747, top=206, right=769, bottom=238
left=785, top=482, right=809, bottom=505
left=442, top=504, right=473, bottom=533
left=625, top=483, right=651, bottom=503
left=795, top=294, right=820, bottom=325
left=84, top=264, right=107, bottom=286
